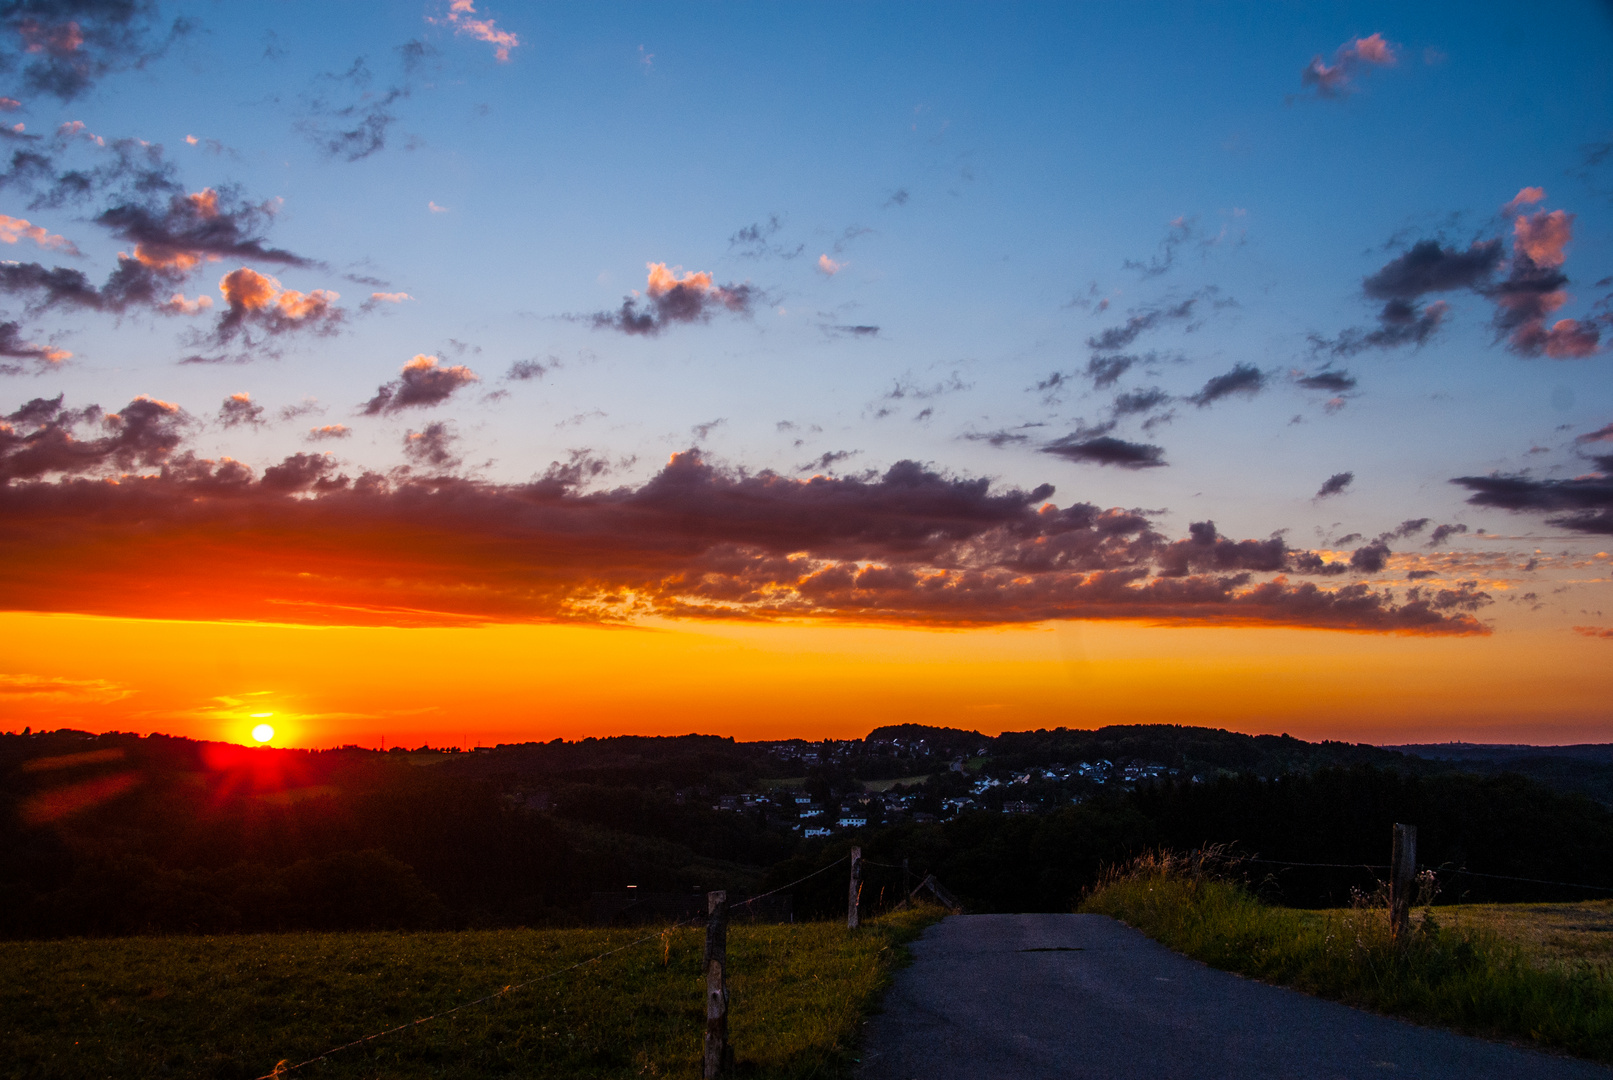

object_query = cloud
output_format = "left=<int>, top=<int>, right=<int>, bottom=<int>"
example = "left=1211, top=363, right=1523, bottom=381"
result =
left=0, top=393, right=186, bottom=481
left=1042, top=434, right=1166, bottom=469
left=214, top=267, right=342, bottom=343
left=1187, top=363, right=1265, bottom=407
left=1111, top=387, right=1170, bottom=416
left=306, top=424, right=351, bottom=441
left=428, top=201, right=447, bottom=213
left=1315, top=298, right=1450, bottom=355
left=297, top=46, right=431, bottom=163
left=799, top=449, right=858, bottom=473
left=817, top=254, right=843, bottom=276
left=884, top=188, right=910, bottom=209
left=1513, top=208, right=1573, bottom=267
left=1086, top=291, right=1213, bottom=352
left=0, top=429, right=1486, bottom=634
left=1502, top=187, right=1547, bottom=217
left=591, top=263, right=755, bottom=336
left=217, top=392, right=264, bottom=428
left=0, top=320, right=69, bottom=372
left=362, top=354, right=479, bottom=414
left=1428, top=522, right=1468, bottom=547
left=1294, top=369, right=1357, bottom=393
left=1296, top=32, right=1397, bottom=100
left=1452, top=470, right=1613, bottom=535
left=1574, top=626, right=1613, bottom=640
left=824, top=323, right=879, bottom=339
left=403, top=421, right=458, bottom=467
left=431, top=0, right=520, bottom=62
left=506, top=357, right=556, bottom=381
left=1363, top=239, right=1504, bottom=300
left=0, top=2, right=192, bottom=102
left=369, top=291, right=412, bottom=303
left=1577, top=422, right=1613, bottom=445
left=728, top=215, right=802, bottom=259
left=1122, top=216, right=1195, bottom=278
left=0, top=212, right=76, bottom=253
left=1315, top=471, right=1353, bottom=498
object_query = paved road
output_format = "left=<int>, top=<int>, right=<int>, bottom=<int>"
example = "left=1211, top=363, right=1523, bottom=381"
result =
left=856, top=914, right=1610, bottom=1079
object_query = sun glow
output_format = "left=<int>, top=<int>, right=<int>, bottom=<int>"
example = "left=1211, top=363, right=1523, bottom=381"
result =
left=251, top=723, right=275, bottom=744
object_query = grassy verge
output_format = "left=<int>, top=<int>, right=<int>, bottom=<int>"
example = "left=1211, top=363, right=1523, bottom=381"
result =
left=1081, top=852, right=1613, bottom=1062
left=0, top=906, right=943, bottom=1080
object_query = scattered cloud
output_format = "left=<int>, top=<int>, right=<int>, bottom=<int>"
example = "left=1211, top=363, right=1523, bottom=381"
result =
left=799, top=449, right=858, bottom=473
left=1428, top=522, right=1469, bottom=547
left=0, top=320, right=70, bottom=372
left=1295, top=32, right=1397, bottom=100
left=214, top=267, right=342, bottom=344
left=362, top=354, right=480, bottom=415
left=217, top=392, right=264, bottom=428
left=0, top=212, right=76, bottom=253
left=369, top=291, right=412, bottom=303
left=1574, top=626, right=1613, bottom=640
left=1452, top=471, right=1613, bottom=535
left=0, top=2, right=192, bottom=102
left=403, top=421, right=459, bottom=467
left=1042, top=434, right=1166, bottom=469
left=728, top=215, right=802, bottom=260
left=430, top=0, right=519, bottom=62
left=1315, top=471, right=1353, bottom=499
left=1122, top=216, right=1194, bottom=278
left=306, top=424, right=351, bottom=441
left=591, top=263, right=755, bottom=336
left=506, top=357, right=557, bottom=381
left=1187, top=363, right=1265, bottom=407
left=817, top=254, right=843, bottom=276
left=1294, top=369, right=1357, bottom=393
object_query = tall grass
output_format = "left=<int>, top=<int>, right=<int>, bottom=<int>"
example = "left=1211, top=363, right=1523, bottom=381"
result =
left=0, top=905, right=942, bottom=1080
left=1082, top=849, right=1613, bottom=1062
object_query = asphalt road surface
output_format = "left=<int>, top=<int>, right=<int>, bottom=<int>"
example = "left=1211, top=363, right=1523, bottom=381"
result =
left=856, top=913, right=1610, bottom=1079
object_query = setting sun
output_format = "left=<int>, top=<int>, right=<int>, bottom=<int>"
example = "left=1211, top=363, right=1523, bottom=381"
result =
left=250, top=723, right=274, bottom=744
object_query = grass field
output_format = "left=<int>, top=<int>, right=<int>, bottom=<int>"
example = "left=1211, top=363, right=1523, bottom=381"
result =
left=1083, top=852, right=1613, bottom=1063
left=0, top=906, right=943, bottom=1080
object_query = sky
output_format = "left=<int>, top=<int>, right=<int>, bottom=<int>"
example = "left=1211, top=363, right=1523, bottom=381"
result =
left=1, top=1, right=1611, bottom=748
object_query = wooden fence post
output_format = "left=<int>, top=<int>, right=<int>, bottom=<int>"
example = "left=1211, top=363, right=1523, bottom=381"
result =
left=847, top=847, right=863, bottom=929
left=1389, top=823, right=1417, bottom=943
left=703, top=890, right=732, bottom=1079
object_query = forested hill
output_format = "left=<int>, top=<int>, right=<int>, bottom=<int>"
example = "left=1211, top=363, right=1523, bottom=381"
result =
left=5, top=724, right=1613, bottom=939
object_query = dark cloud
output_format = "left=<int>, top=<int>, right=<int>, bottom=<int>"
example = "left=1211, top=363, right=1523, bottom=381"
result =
left=506, top=357, right=556, bottom=381
left=1349, top=538, right=1391, bottom=572
left=884, top=188, right=910, bottom=209
left=1084, top=354, right=1135, bottom=389
left=0, top=1, right=193, bottom=102
left=1122, top=217, right=1194, bottom=279
left=95, top=185, right=309, bottom=269
left=362, top=355, right=479, bottom=415
left=216, top=392, right=264, bottom=428
left=1428, top=522, right=1468, bottom=547
left=0, top=393, right=185, bottom=481
left=1042, top=434, right=1166, bottom=470
left=0, top=319, right=68, bottom=372
left=1155, top=521, right=1286, bottom=577
left=591, top=264, right=755, bottom=336
left=1363, top=239, right=1503, bottom=300
left=1294, top=369, right=1357, bottom=393
left=825, top=324, right=880, bottom=338
left=296, top=45, right=433, bottom=163
left=1188, top=363, right=1265, bottom=407
left=1086, top=292, right=1211, bottom=352
left=1317, top=298, right=1450, bottom=355
left=883, top=372, right=969, bottom=402
left=1451, top=472, right=1613, bottom=535
left=1487, top=255, right=1600, bottom=359
left=1315, top=471, right=1353, bottom=498
left=1111, top=387, right=1170, bottom=417
left=1576, top=422, right=1613, bottom=446
left=0, top=435, right=1486, bottom=634
left=1386, top=518, right=1431, bottom=539
left=402, top=421, right=458, bottom=468
left=727, top=215, right=803, bottom=260
left=799, top=449, right=857, bottom=473
left=959, top=429, right=1034, bottom=448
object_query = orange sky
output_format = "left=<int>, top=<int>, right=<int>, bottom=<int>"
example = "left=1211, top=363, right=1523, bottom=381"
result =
left=4, top=611, right=1610, bottom=748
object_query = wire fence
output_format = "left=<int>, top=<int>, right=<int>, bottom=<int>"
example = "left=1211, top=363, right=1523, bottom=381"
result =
left=252, top=854, right=857, bottom=1079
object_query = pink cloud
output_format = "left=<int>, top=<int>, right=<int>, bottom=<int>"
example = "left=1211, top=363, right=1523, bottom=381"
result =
left=1299, top=32, right=1398, bottom=98
left=0, top=213, right=77, bottom=254
left=817, top=254, right=843, bottom=276
left=431, top=0, right=519, bottom=62
left=1502, top=186, right=1546, bottom=216
left=1513, top=208, right=1573, bottom=267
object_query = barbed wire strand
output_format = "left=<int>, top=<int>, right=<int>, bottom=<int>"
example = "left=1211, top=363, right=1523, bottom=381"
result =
left=1222, top=855, right=1613, bottom=894
left=733, top=854, right=851, bottom=908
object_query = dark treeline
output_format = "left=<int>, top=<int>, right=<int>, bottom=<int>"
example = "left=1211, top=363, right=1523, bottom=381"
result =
left=5, top=725, right=1613, bottom=938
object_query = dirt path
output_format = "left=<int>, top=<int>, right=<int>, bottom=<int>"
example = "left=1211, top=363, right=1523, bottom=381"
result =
left=855, top=913, right=1611, bottom=1079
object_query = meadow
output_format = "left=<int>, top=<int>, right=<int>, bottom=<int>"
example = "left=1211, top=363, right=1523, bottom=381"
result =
left=1082, top=852, right=1613, bottom=1063
left=0, top=906, right=942, bottom=1080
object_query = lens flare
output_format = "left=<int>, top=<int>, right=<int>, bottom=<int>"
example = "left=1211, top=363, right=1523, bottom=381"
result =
left=251, top=723, right=275, bottom=744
